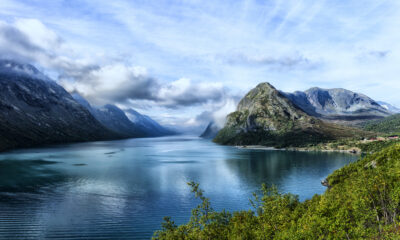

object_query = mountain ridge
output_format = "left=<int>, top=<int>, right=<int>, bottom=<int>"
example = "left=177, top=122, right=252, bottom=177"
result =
left=202, top=85, right=391, bottom=139
left=199, top=121, right=220, bottom=139
left=125, top=109, right=175, bottom=136
left=282, top=87, right=390, bottom=123
left=0, top=59, right=175, bottom=152
left=72, top=94, right=175, bottom=138
left=214, top=82, right=372, bottom=147
left=377, top=101, right=400, bottom=114
left=0, top=60, right=121, bottom=151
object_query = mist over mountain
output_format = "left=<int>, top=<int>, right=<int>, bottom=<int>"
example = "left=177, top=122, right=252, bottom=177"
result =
left=125, top=109, right=175, bottom=136
left=199, top=121, right=220, bottom=139
left=202, top=85, right=391, bottom=138
left=72, top=93, right=175, bottom=138
left=198, top=98, right=238, bottom=138
left=0, top=60, right=120, bottom=151
left=0, top=59, right=50, bottom=81
left=377, top=101, right=400, bottom=114
left=0, top=59, right=178, bottom=151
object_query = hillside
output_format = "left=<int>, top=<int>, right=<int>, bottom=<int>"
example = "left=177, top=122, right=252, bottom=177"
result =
left=125, top=109, right=175, bottom=137
left=0, top=60, right=120, bottom=151
left=361, top=114, right=400, bottom=134
left=214, top=83, right=371, bottom=147
left=73, top=93, right=174, bottom=138
left=154, top=143, right=400, bottom=239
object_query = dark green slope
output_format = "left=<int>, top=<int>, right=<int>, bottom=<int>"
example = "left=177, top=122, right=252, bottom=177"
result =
left=361, top=114, right=400, bottom=134
left=0, top=61, right=121, bottom=151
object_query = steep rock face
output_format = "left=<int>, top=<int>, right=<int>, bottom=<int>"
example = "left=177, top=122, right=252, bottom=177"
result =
left=72, top=94, right=147, bottom=138
left=199, top=121, right=220, bottom=139
left=125, top=109, right=175, bottom=137
left=95, top=105, right=150, bottom=138
left=72, top=94, right=174, bottom=137
left=0, top=60, right=120, bottom=151
left=214, top=83, right=369, bottom=147
left=283, top=88, right=390, bottom=121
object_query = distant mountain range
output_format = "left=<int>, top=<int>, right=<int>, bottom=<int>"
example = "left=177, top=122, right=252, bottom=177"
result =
left=0, top=59, right=174, bottom=151
left=377, top=101, right=400, bottom=114
left=0, top=60, right=118, bottom=151
left=72, top=94, right=174, bottom=138
left=282, top=87, right=390, bottom=122
left=125, top=109, right=175, bottom=136
left=202, top=85, right=397, bottom=139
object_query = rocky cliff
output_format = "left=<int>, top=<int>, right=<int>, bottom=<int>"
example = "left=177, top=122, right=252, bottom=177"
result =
left=214, top=83, right=370, bottom=147
left=0, top=60, right=120, bottom=151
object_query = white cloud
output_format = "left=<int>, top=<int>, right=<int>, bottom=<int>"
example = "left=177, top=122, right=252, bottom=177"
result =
left=158, top=78, right=225, bottom=107
left=1, top=0, right=400, bottom=129
left=14, top=18, right=61, bottom=50
left=0, top=18, right=229, bottom=115
left=61, top=64, right=158, bottom=105
left=212, top=98, right=237, bottom=128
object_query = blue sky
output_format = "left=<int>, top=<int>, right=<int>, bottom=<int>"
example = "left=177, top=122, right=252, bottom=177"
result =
left=0, top=0, right=399, bottom=131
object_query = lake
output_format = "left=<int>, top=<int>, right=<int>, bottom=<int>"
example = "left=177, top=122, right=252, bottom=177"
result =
left=0, top=136, right=357, bottom=239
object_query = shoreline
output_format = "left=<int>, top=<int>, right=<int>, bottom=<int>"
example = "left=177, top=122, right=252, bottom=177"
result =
left=236, top=145, right=361, bottom=154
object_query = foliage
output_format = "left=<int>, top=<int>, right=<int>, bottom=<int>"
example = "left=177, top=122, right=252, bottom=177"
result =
left=362, top=114, right=400, bottom=134
left=154, top=144, right=400, bottom=239
left=357, top=140, right=399, bottom=154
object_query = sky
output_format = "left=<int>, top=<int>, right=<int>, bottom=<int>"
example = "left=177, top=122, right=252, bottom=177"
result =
left=0, top=0, right=399, bottom=132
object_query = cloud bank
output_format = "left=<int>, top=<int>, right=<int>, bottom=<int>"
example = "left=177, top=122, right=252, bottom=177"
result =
left=0, top=18, right=229, bottom=114
left=1, top=0, right=400, bottom=130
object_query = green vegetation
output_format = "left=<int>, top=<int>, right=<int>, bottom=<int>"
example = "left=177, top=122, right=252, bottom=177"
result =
left=362, top=114, right=400, bottom=134
left=357, top=140, right=399, bottom=153
left=154, top=143, right=400, bottom=239
left=214, top=125, right=335, bottom=148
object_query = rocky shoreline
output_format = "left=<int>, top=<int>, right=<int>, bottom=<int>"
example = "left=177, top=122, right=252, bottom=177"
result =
left=236, top=145, right=361, bottom=154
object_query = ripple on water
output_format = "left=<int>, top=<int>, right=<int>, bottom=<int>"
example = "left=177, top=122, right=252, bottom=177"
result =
left=0, top=137, right=357, bottom=239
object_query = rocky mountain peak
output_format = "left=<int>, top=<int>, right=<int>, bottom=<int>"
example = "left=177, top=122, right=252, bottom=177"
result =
left=0, top=59, right=49, bottom=81
left=283, top=86, right=390, bottom=122
left=214, top=82, right=370, bottom=147
left=236, top=82, right=308, bottom=124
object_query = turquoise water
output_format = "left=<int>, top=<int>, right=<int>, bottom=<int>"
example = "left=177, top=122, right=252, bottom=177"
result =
left=0, top=136, right=357, bottom=239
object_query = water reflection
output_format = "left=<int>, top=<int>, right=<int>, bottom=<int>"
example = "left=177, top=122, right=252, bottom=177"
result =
left=0, top=159, right=67, bottom=193
left=223, top=149, right=355, bottom=197
left=0, top=136, right=357, bottom=239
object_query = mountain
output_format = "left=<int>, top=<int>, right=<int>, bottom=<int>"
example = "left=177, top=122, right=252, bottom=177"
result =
left=0, top=60, right=120, bottom=151
left=125, top=109, right=175, bottom=136
left=199, top=121, right=220, bottom=139
left=72, top=94, right=174, bottom=138
left=214, top=83, right=371, bottom=147
left=93, top=104, right=151, bottom=138
left=282, top=87, right=390, bottom=123
left=377, top=101, right=400, bottom=114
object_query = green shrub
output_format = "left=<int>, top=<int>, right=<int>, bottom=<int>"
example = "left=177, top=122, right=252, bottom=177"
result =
left=154, top=144, right=400, bottom=239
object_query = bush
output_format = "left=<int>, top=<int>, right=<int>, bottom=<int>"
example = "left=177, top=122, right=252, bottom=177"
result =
left=154, top=144, right=400, bottom=239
